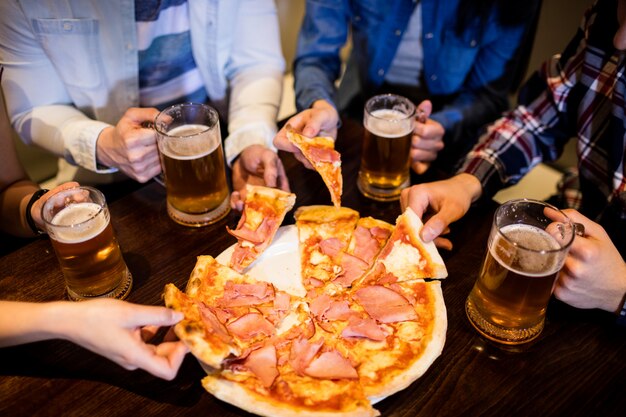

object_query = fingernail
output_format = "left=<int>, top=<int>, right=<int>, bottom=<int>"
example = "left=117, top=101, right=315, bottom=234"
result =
left=422, top=227, right=434, bottom=242
left=173, top=311, right=184, bottom=321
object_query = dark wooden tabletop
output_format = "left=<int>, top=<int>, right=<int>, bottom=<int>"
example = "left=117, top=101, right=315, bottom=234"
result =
left=1, top=117, right=624, bottom=417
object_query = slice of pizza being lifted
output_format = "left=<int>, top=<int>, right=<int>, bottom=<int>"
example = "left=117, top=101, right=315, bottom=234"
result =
left=286, top=126, right=342, bottom=207
left=227, top=185, right=296, bottom=273
left=355, top=207, right=448, bottom=287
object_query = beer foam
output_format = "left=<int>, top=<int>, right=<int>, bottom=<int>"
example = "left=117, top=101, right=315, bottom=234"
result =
left=492, top=224, right=562, bottom=277
left=159, top=124, right=217, bottom=160
left=365, top=109, right=413, bottom=137
left=51, top=203, right=108, bottom=243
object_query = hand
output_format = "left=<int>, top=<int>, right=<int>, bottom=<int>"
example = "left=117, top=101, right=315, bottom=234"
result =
left=230, top=144, right=291, bottom=211
left=63, top=299, right=188, bottom=380
left=30, top=181, right=80, bottom=230
left=96, top=108, right=162, bottom=183
left=411, top=100, right=445, bottom=175
left=552, top=210, right=626, bottom=313
left=274, top=100, right=339, bottom=169
left=400, top=173, right=482, bottom=250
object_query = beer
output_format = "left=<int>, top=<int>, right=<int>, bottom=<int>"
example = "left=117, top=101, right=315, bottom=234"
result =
left=466, top=223, right=563, bottom=344
left=360, top=109, right=413, bottom=189
left=49, top=202, right=130, bottom=299
left=358, top=94, right=415, bottom=201
left=159, top=124, right=229, bottom=215
left=155, top=104, right=231, bottom=227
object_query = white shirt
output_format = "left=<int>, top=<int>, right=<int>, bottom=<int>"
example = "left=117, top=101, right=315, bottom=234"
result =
left=0, top=0, right=285, bottom=175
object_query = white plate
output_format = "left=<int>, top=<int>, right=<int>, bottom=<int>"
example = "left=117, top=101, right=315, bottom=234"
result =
left=215, top=225, right=306, bottom=298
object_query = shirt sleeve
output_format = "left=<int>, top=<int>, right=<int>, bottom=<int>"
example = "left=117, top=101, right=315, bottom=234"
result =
left=0, top=1, right=116, bottom=174
left=458, top=8, right=590, bottom=200
left=223, top=0, right=285, bottom=165
left=293, top=0, right=349, bottom=111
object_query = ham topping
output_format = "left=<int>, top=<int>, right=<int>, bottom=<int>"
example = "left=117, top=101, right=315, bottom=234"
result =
left=333, top=253, right=369, bottom=287
left=227, top=217, right=276, bottom=248
left=243, top=345, right=278, bottom=388
left=289, top=338, right=324, bottom=375
left=308, top=146, right=340, bottom=164
left=353, top=285, right=417, bottom=323
left=304, top=350, right=358, bottom=380
left=197, top=303, right=232, bottom=344
left=351, top=226, right=382, bottom=263
left=226, top=312, right=275, bottom=341
left=341, top=316, right=388, bottom=341
left=218, top=281, right=274, bottom=307
left=318, top=238, right=345, bottom=258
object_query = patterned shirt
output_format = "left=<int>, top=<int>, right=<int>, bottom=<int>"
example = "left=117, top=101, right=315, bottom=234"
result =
left=135, top=0, right=208, bottom=109
left=461, top=0, right=626, bottom=254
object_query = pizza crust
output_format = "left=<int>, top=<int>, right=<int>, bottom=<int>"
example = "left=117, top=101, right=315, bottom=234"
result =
left=363, top=281, right=447, bottom=399
left=202, top=375, right=380, bottom=417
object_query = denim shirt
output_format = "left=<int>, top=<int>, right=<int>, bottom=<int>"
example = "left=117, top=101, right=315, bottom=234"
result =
left=295, top=0, right=533, bottom=133
left=0, top=0, right=284, bottom=173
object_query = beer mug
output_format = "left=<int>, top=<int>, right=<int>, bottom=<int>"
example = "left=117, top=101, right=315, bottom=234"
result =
left=155, top=103, right=230, bottom=227
left=357, top=94, right=415, bottom=201
left=465, top=199, right=579, bottom=348
left=42, top=186, right=133, bottom=301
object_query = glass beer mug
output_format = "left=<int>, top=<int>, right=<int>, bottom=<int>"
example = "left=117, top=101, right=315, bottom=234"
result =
left=42, top=186, right=133, bottom=301
left=465, top=199, right=578, bottom=348
left=154, top=103, right=230, bottom=227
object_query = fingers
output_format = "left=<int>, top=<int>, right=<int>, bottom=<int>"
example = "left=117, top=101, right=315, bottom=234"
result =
left=230, top=191, right=244, bottom=212
left=124, top=305, right=184, bottom=328
left=416, top=100, right=433, bottom=121
left=131, top=341, right=189, bottom=381
left=124, top=107, right=160, bottom=126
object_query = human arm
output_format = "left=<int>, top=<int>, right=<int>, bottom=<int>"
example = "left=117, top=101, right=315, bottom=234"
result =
left=552, top=210, right=626, bottom=314
left=293, top=0, right=349, bottom=112
left=222, top=0, right=287, bottom=205
left=0, top=299, right=188, bottom=380
left=230, top=144, right=290, bottom=211
left=400, top=173, right=482, bottom=249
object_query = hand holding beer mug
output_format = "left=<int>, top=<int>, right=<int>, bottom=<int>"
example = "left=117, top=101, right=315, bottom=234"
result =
left=42, top=186, right=132, bottom=301
left=357, top=94, right=415, bottom=201
left=155, top=103, right=230, bottom=227
left=465, top=199, right=580, bottom=348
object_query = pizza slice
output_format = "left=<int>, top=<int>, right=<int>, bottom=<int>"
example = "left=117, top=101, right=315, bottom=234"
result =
left=286, top=126, right=342, bottom=207
left=294, top=205, right=359, bottom=288
left=356, top=207, right=447, bottom=286
left=332, top=217, right=394, bottom=288
left=227, top=184, right=296, bottom=272
left=164, top=255, right=295, bottom=369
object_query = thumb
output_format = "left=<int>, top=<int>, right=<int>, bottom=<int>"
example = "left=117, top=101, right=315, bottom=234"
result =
left=421, top=215, right=447, bottom=243
left=126, top=305, right=184, bottom=328
left=302, top=113, right=328, bottom=137
left=416, top=100, right=432, bottom=122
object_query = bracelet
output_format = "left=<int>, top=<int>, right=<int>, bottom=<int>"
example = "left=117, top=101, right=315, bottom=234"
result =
left=25, top=189, right=49, bottom=235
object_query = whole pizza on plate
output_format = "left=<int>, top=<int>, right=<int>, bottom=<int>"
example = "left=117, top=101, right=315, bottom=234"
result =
left=164, top=201, right=447, bottom=417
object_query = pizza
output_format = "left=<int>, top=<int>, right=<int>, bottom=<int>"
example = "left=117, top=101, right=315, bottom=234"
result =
left=164, top=206, right=447, bottom=417
left=293, top=205, right=360, bottom=289
left=227, top=185, right=296, bottom=272
left=285, top=126, right=342, bottom=207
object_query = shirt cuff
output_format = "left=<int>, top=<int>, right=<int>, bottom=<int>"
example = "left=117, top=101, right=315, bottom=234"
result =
left=224, top=122, right=278, bottom=167
left=64, top=120, right=118, bottom=174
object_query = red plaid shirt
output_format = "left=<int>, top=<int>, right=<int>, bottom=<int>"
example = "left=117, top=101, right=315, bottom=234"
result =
left=461, top=0, right=626, bottom=253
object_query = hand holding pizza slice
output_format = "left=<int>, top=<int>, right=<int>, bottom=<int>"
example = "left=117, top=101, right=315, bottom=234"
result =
left=285, top=126, right=343, bottom=207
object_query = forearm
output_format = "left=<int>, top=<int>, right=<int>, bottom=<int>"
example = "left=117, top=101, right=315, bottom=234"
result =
left=0, top=180, right=39, bottom=237
left=0, top=301, right=77, bottom=347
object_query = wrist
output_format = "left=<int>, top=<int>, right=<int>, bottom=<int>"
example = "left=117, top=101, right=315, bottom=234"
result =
left=456, top=173, right=483, bottom=203
left=25, top=189, right=49, bottom=235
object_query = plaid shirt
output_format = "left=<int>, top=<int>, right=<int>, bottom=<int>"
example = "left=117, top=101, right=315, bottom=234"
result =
left=461, top=0, right=626, bottom=254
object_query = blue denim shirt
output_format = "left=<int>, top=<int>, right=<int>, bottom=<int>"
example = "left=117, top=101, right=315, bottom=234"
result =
left=294, top=0, right=533, bottom=133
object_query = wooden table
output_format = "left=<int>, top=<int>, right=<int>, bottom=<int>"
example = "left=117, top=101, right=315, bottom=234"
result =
left=1, top=117, right=624, bottom=417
